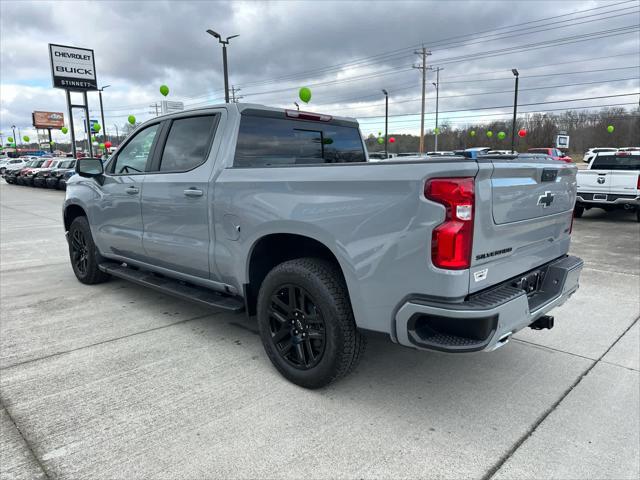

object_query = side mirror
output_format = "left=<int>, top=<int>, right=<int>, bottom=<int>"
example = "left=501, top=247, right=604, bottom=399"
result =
left=76, top=158, right=103, bottom=178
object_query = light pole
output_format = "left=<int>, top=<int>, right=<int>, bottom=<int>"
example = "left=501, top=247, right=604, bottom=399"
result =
left=11, top=125, right=16, bottom=147
left=113, top=124, right=119, bottom=146
left=511, top=69, right=519, bottom=154
left=98, top=85, right=110, bottom=139
left=206, top=29, right=239, bottom=104
left=382, top=89, right=389, bottom=159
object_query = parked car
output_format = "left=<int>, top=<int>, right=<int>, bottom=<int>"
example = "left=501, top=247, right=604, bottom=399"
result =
left=487, top=150, right=514, bottom=155
left=0, top=158, right=28, bottom=175
left=3, top=160, right=32, bottom=184
left=45, top=159, right=77, bottom=189
left=63, top=104, right=583, bottom=388
left=16, top=159, right=50, bottom=186
left=575, top=151, right=640, bottom=221
left=583, top=147, right=617, bottom=164
left=527, top=148, right=572, bottom=163
left=33, top=160, right=63, bottom=187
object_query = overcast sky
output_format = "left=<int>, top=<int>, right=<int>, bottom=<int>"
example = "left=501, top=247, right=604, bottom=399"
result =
left=1, top=0, right=638, bottom=144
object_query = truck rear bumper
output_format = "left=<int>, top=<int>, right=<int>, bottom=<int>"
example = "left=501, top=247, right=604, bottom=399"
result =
left=576, top=193, right=639, bottom=206
left=394, top=255, right=583, bottom=353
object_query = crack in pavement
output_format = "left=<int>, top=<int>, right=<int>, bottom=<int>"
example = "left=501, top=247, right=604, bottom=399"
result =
left=0, top=399, right=51, bottom=480
left=481, top=315, right=640, bottom=480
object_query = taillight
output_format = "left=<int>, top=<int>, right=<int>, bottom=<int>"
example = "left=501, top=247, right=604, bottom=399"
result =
left=425, top=177, right=475, bottom=270
left=636, top=174, right=640, bottom=190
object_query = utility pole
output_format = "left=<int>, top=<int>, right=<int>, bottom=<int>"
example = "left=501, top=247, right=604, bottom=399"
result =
left=113, top=124, right=119, bottom=146
left=413, top=47, right=431, bottom=155
left=149, top=103, right=161, bottom=117
left=429, top=67, right=443, bottom=152
left=230, top=85, right=243, bottom=103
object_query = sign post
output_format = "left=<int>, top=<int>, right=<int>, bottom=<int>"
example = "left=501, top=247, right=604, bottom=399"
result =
left=49, top=44, right=98, bottom=159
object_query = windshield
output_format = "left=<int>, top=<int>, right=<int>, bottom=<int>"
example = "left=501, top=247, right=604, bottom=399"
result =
left=591, top=154, right=640, bottom=170
left=60, top=160, right=75, bottom=168
left=528, top=148, right=550, bottom=154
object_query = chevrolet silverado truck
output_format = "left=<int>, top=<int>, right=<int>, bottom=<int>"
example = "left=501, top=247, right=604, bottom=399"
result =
left=575, top=150, right=640, bottom=222
left=63, top=104, right=583, bottom=388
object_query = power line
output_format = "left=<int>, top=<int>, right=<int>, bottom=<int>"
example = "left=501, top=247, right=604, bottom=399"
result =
left=362, top=103, right=639, bottom=129
left=356, top=93, right=640, bottom=121
left=231, top=0, right=638, bottom=90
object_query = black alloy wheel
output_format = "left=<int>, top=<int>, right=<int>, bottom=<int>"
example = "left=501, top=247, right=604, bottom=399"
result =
left=268, top=284, right=326, bottom=370
left=71, top=228, right=89, bottom=276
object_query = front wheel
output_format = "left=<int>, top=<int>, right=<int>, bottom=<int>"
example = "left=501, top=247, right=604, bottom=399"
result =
left=68, top=216, right=110, bottom=284
left=573, top=205, right=584, bottom=218
left=257, top=258, right=366, bottom=389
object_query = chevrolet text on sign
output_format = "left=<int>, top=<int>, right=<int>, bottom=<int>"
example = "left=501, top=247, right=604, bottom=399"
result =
left=49, top=44, right=97, bottom=91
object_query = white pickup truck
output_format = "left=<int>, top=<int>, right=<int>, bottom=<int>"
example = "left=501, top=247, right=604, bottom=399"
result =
left=575, top=151, right=640, bottom=222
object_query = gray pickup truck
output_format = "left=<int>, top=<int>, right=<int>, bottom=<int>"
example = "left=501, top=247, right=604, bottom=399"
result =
left=63, top=103, right=583, bottom=388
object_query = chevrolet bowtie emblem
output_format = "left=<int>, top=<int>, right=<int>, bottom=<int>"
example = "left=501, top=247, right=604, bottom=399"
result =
left=537, top=191, right=555, bottom=208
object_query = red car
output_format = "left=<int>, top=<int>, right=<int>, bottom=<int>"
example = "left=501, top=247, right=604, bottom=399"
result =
left=527, top=148, right=572, bottom=163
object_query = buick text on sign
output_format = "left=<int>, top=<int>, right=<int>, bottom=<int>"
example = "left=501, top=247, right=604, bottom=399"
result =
left=49, top=44, right=98, bottom=91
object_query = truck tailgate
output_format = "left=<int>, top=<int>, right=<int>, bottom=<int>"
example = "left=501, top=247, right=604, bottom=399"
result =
left=469, top=155, right=576, bottom=293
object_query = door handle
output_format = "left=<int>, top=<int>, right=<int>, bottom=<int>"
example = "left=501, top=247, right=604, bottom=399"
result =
left=184, top=188, right=203, bottom=197
left=126, top=186, right=139, bottom=194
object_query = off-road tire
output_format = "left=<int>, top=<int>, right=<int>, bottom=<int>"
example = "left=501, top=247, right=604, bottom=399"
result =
left=257, top=258, right=366, bottom=389
left=68, top=216, right=110, bottom=284
left=573, top=205, right=584, bottom=218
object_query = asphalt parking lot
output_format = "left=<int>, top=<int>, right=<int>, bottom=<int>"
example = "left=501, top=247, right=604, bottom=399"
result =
left=1, top=181, right=638, bottom=480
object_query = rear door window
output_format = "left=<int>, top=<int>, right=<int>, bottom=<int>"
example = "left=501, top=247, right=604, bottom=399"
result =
left=234, top=115, right=365, bottom=167
left=591, top=155, right=640, bottom=170
left=158, top=115, right=217, bottom=172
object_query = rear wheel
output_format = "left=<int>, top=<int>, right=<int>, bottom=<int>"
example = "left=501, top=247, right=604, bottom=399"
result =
left=636, top=208, right=640, bottom=223
left=68, top=216, right=110, bottom=284
left=573, top=205, right=584, bottom=218
left=257, top=258, right=365, bottom=389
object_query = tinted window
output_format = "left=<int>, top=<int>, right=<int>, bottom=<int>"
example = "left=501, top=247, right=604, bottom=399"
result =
left=234, top=115, right=365, bottom=167
left=111, top=124, right=160, bottom=174
left=591, top=155, right=640, bottom=170
left=159, top=116, right=216, bottom=172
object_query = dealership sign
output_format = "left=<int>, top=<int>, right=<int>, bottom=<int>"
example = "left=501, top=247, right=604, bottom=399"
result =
left=32, top=111, right=65, bottom=129
left=49, top=44, right=97, bottom=91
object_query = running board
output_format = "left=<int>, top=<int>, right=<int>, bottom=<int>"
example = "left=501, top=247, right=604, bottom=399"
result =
left=99, top=263, right=244, bottom=312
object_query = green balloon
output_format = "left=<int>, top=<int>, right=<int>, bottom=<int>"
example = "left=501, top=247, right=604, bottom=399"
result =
left=99, top=143, right=105, bottom=149
left=377, top=137, right=384, bottom=145
left=299, top=87, right=312, bottom=103
left=486, top=131, right=493, bottom=138
left=93, top=123, right=101, bottom=132
left=607, top=125, right=614, bottom=133
left=470, top=130, right=476, bottom=137
left=128, top=115, right=136, bottom=125
left=61, top=127, right=68, bottom=134
left=434, top=127, right=440, bottom=135
left=160, top=85, right=169, bottom=96
left=50, top=141, right=55, bottom=146
left=23, top=136, right=30, bottom=142
left=7, top=136, right=13, bottom=143
left=91, top=136, right=96, bottom=142
left=497, top=131, right=506, bottom=140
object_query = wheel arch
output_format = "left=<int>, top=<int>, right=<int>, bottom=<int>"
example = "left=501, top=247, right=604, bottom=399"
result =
left=63, top=203, right=88, bottom=232
left=244, top=233, right=353, bottom=317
